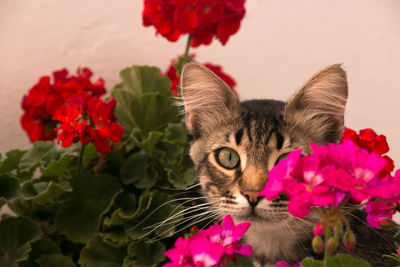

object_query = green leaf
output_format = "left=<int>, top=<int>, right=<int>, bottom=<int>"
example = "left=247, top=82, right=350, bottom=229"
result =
left=19, top=141, right=55, bottom=172
left=79, top=234, right=126, bottom=267
left=0, top=175, right=20, bottom=199
left=37, top=254, right=75, bottom=267
left=141, top=131, right=163, bottom=156
left=0, top=150, right=25, bottom=175
left=301, top=254, right=372, bottom=267
left=118, top=66, right=171, bottom=96
left=119, top=151, right=156, bottom=188
left=19, top=181, right=72, bottom=204
left=0, top=217, right=41, bottom=267
left=167, top=167, right=196, bottom=189
left=165, top=121, right=188, bottom=142
left=55, top=174, right=122, bottom=243
left=122, top=239, right=165, bottom=267
left=40, top=156, right=71, bottom=177
left=131, top=93, right=180, bottom=138
left=102, top=229, right=130, bottom=248
left=19, top=238, right=61, bottom=267
left=83, top=143, right=99, bottom=168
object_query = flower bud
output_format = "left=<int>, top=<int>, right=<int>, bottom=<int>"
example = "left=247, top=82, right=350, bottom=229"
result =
left=397, top=245, right=400, bottom=257
left=378, top=218, right=397, bottom=229
left=326, top=236, right=338, bottom=254
left=343, top=230, right=356, bottom=252
left=312, top=235, right=324, bottom=254
left=313, top=222, right=326, bottom=236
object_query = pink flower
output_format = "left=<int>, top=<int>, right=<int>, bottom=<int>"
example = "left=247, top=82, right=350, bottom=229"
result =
left=260, top=140, right=388, bottom=218
left=164, top=215, right=252, bottom=267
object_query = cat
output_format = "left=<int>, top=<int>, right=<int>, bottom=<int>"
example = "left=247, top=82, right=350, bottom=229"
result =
left=179, top=62, right=397, bottom=267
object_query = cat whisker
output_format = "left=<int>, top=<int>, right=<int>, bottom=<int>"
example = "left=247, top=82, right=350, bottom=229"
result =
left=145, top=210, right=220, bottom=243
left=127, top=196, right=208, bottom=232
left=143, top=203, right=212, bottom=230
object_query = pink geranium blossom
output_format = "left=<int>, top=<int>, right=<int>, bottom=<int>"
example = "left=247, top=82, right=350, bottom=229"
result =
left=164, top=215, right=252, bottom=267
left=260, top=140, right=391, bottom=220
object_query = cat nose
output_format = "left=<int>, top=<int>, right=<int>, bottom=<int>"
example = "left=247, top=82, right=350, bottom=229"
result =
left=243, top=191, right=262, bottom=208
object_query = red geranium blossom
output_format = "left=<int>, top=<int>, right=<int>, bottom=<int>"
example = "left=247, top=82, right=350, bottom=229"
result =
left=143, top=0, right=246, bottom=47
left=52, top=97, right=122, bottom=154
left=165, top=56, right=238, bottom=97
left=21, top=68, right=106, bottom=142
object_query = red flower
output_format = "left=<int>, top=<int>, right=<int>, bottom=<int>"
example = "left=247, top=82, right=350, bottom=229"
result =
left=143, top=0, right=246, bottom=47
left=165, top=55, right=238, bottom=97
left=21, top=67, right=107, bottom=143
left=52, top=97, right=123, bottom=154
left=341, top=127, right=394, bottom=177
left=53, top=106, right=87, bottom=147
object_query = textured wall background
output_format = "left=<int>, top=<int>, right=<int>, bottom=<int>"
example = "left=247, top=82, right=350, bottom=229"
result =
left=1, top=0, right=400, bottom=166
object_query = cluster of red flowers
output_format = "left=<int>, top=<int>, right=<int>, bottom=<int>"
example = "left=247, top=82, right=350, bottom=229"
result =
left=143, top=0, right=246, bottom=47
left=341, top=127, right=394, bottom=177
left=165, top=55, right=238, bottom=97
left=21, top=68, right=122, bottom=154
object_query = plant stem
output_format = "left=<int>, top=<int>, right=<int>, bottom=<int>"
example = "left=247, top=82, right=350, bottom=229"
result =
left=78, top=145, right=86, bottom=175
left=184, top=34, right=192, bottom=58
left=324, top=225, right=331, bottom=267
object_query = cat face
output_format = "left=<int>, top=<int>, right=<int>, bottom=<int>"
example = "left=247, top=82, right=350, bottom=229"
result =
left=180, top=63, right=348, bottom=225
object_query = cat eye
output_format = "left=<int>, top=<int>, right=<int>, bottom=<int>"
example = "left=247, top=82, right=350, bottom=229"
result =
left=274, top=153, right=289, bottom=166
left=215, top=147, right=240, bottom=169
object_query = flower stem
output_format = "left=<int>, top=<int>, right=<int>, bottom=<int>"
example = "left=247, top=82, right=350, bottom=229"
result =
left=324, top=225, right=331, bottom=267
left=184, top=34, right=192, bottom=59
left=78, top=145, right=86, bottom=175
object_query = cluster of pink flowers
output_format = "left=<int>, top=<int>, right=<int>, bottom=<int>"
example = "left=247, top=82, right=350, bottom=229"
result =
left=164, top=215, right=252, bottom=267
left=259, top=139, right=399, bottom=229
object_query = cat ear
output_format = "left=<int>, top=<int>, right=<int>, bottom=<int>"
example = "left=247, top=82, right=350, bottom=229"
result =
left=284, top=64, right=348, bottom=144
left=180, top=62, right=240, bottom=138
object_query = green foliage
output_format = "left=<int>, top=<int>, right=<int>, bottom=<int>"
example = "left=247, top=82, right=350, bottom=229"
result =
left=0, top=66, right=200, bottom=267
left=301, top=254, right=372, bottom=267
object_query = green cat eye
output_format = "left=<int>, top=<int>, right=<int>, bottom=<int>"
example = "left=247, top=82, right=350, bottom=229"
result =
left=216, top=147, right=240, bottom=169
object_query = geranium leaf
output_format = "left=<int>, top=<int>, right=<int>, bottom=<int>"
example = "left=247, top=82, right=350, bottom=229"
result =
left=119, top=151, right=149, bottom=185
left=118, top=66, right=171, bottom=96
left=19, top=141, right=55, bottom=172
left=55, top=174, right=122, bottom=243
left=328, top=254, right=371, bottom=267
left=19, top=181, right=72, bottom=204
left=131, top=93, right=180, bottom=138
left=0, top=150, right=25, bottom=175
left=167, top=167, right=196, bottom=189
left=122, top=239, right=165, bottom=267
left=19, top=238, right=61, bottom=267
left=40, top=156, right=71, bottom=177
left=78, top=234, right=126, bottom=267
left=37, top=254, right=75, bottom=267
left=165, top=121, right=188, bottom=142
left=0, top=217, right=41, bottom=267
left=111, top=89, right=135, bottom=138
left=102, top=229, right=130, bottom=248
left=301, top=254, right=372, bottom=267
left=0, top=175, right=20, bottom=199
left=82, top=143, right=99, bottom=168
left=141, top=131, right=163, bottom=156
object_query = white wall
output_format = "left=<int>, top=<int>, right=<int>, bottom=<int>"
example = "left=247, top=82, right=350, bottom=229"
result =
left=1, top=0, right=400, bottom=167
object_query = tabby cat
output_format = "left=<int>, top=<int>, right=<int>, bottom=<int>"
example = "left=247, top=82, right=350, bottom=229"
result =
left=179, top=62, right=396, bottom=267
